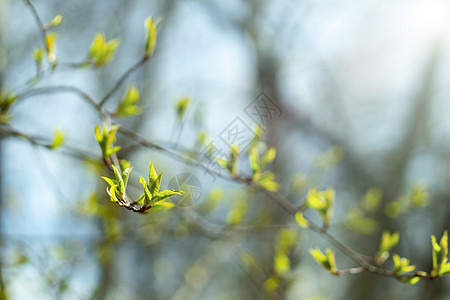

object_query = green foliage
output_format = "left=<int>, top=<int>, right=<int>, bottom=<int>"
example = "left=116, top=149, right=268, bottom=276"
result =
left=145, top=17, right=157, bottom=59
left=217, top=144, right=241, bottom=177
left=401, top=276, right=421, bottom=285
left=392, top=254, right=415, bottom=275
left=198, top=187, right=223, bottom=214
left=94, top=124, right=121, bottom=162
left=32, top=48, right=43, bottom=69
left=295, top=211, right=308, bottom=228
left=277, top=228, right=298, bottom=253
left=376, top=231, right=400, bottom=264
left=0, top=91, right=17, bottom=124
left=344, top=209, right=378, bottom=235
left=344, top=188, right=383, bottom=235
left=228, top=144, right=239, bottom=176
left=249, top=147, right=276, bottom=175
left=384, top=183, right=430, bottom=218
left=226, top=192, right=247, bottom=225
left=226, top=201, right=246, bottom=225
left=175, top=97, right=190, bottom=121
left=274, top=250, right=290, bottom=276
left=9, top=2, right=450, bottom=293
left=305, top=188, right=335, bottom=227
left=410, top=183, right=430, bottom=207
left=102, top=164, right=132, bottom=204
left=51, top=128, right=65, bottom=149
left=248, top=147, right=279, bottom=191
left=137, top=161, right=182, bottom=213
left=273, top=229, right=298, bottom=276
left=290, top=172, right=307, bottom=193
left=314, top=146, right=344, bottom=169
left=79, top=192, right=123, bottom=242
left=114, top=86, right=142, bottom=117
left=89, top=33, right=119, bottom=67
left=431, top=230, right=450, bottom=278
left=361, top=187, right=382, bottom=212
left=47, top=14, right=63, bottom=29
left=255, top=171, right=279, bottom=192
left=102, top=161, right=183, bottom=213
left=309, top=248, right=338, bottom=275
left=264, top=276, right=280, bottom=292
left=384, top=200, right=405, bottom=218
left=45, top=33, right=58, bottom=67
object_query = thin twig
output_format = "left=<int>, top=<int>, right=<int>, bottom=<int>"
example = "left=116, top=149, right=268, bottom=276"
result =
left=98, top=57, right=147, bottom=107
left=25, top=0, right=46, bottom=47
left=16, top=85, right=109, bottom=119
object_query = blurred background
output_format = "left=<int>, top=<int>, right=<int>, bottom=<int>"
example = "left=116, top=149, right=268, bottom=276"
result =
left=1, top=0, right=450, bottom=299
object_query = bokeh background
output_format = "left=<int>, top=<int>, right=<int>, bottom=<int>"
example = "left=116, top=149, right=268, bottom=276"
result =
left=1, top=0, right=450, bottom=299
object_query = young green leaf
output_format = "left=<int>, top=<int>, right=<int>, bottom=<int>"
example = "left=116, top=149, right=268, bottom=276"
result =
left=227, top=144, right=239, bottom=176
left=431, top=230, right=449, bottom=277
left=256, top=171, right=279, bottom=192
left=101, top=176, right=116, bottom=188
left=32, top=48, right=43, bottom=69
left=295, top=211, right=309, bottom=228
left=149, top=172, right=163, bottom=197
left=45, top=33, right=57, bottom=64
left=305, top=188, right=335, bottom=227
left=261, top=147, right=276, bottom=167
left=94, top=124, right=121, bottom=161
left=156, top=190, right=183, bottom=202
left=376, top=231, right=400, bottom=263
left=264, top=276, right=280, bottom=292
left=392, top=254, right=415, bottom=275
left=249, top=147, right=260, bottom=175
left=309, top=248, right=338, bottom=274
left=119, top=160, right=132, bottom=173
left=105, top=184, right=120, bottom=204
left=114, top=86, right=141, bottom=117
left=410, top=183, right=430, bottom=207
left=175, top=97, right=190, bottom=121
left=101, top=160, right=183, bottom=214
left=147, top=161, right=159, bottom=189
left=361, top=187, right=382, bottom=212
left=145, top=17, right=158, bottom=59
left=0, top=92, right=17, bottom=124
left=249, top=124, right=263, bottom=151
left=89, top=33, right=119, bottom=67
left=47, top=14, right=63, bottom=28
left=227, top=199, right=247, bottom=225
left=144, top=201, right=175, bottom=214
left=274, top=250, right=290, bottom=276
left=51, top=128, right=65, bottom=149
left=401, top=277, right=421, bottom=285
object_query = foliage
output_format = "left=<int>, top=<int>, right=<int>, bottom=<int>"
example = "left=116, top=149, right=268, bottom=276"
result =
left=102, top=161, right=183, bottom=213
left=1, top=1, right=449, bottom=299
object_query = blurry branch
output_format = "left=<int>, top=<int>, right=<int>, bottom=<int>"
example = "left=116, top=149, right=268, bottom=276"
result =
left=98, top=57, right=147, bottom=107
left=13, top=1, right=444, bottom=288
left=5, top=73, right=433, bottom=281
left=15, top=61, right=88, bottom=93
left=16, top=85, right=108, bottom=119
left=0, top=125, right=99, bottom=161
left=6, top=64, right=436, bottom=284
left=181, top=209, right=301, bottom=239
left=115, top=126, right=441, bottom=282
left=25, top=0, right=46, bottom=49
left=112, top=126, right=429, bottom=281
